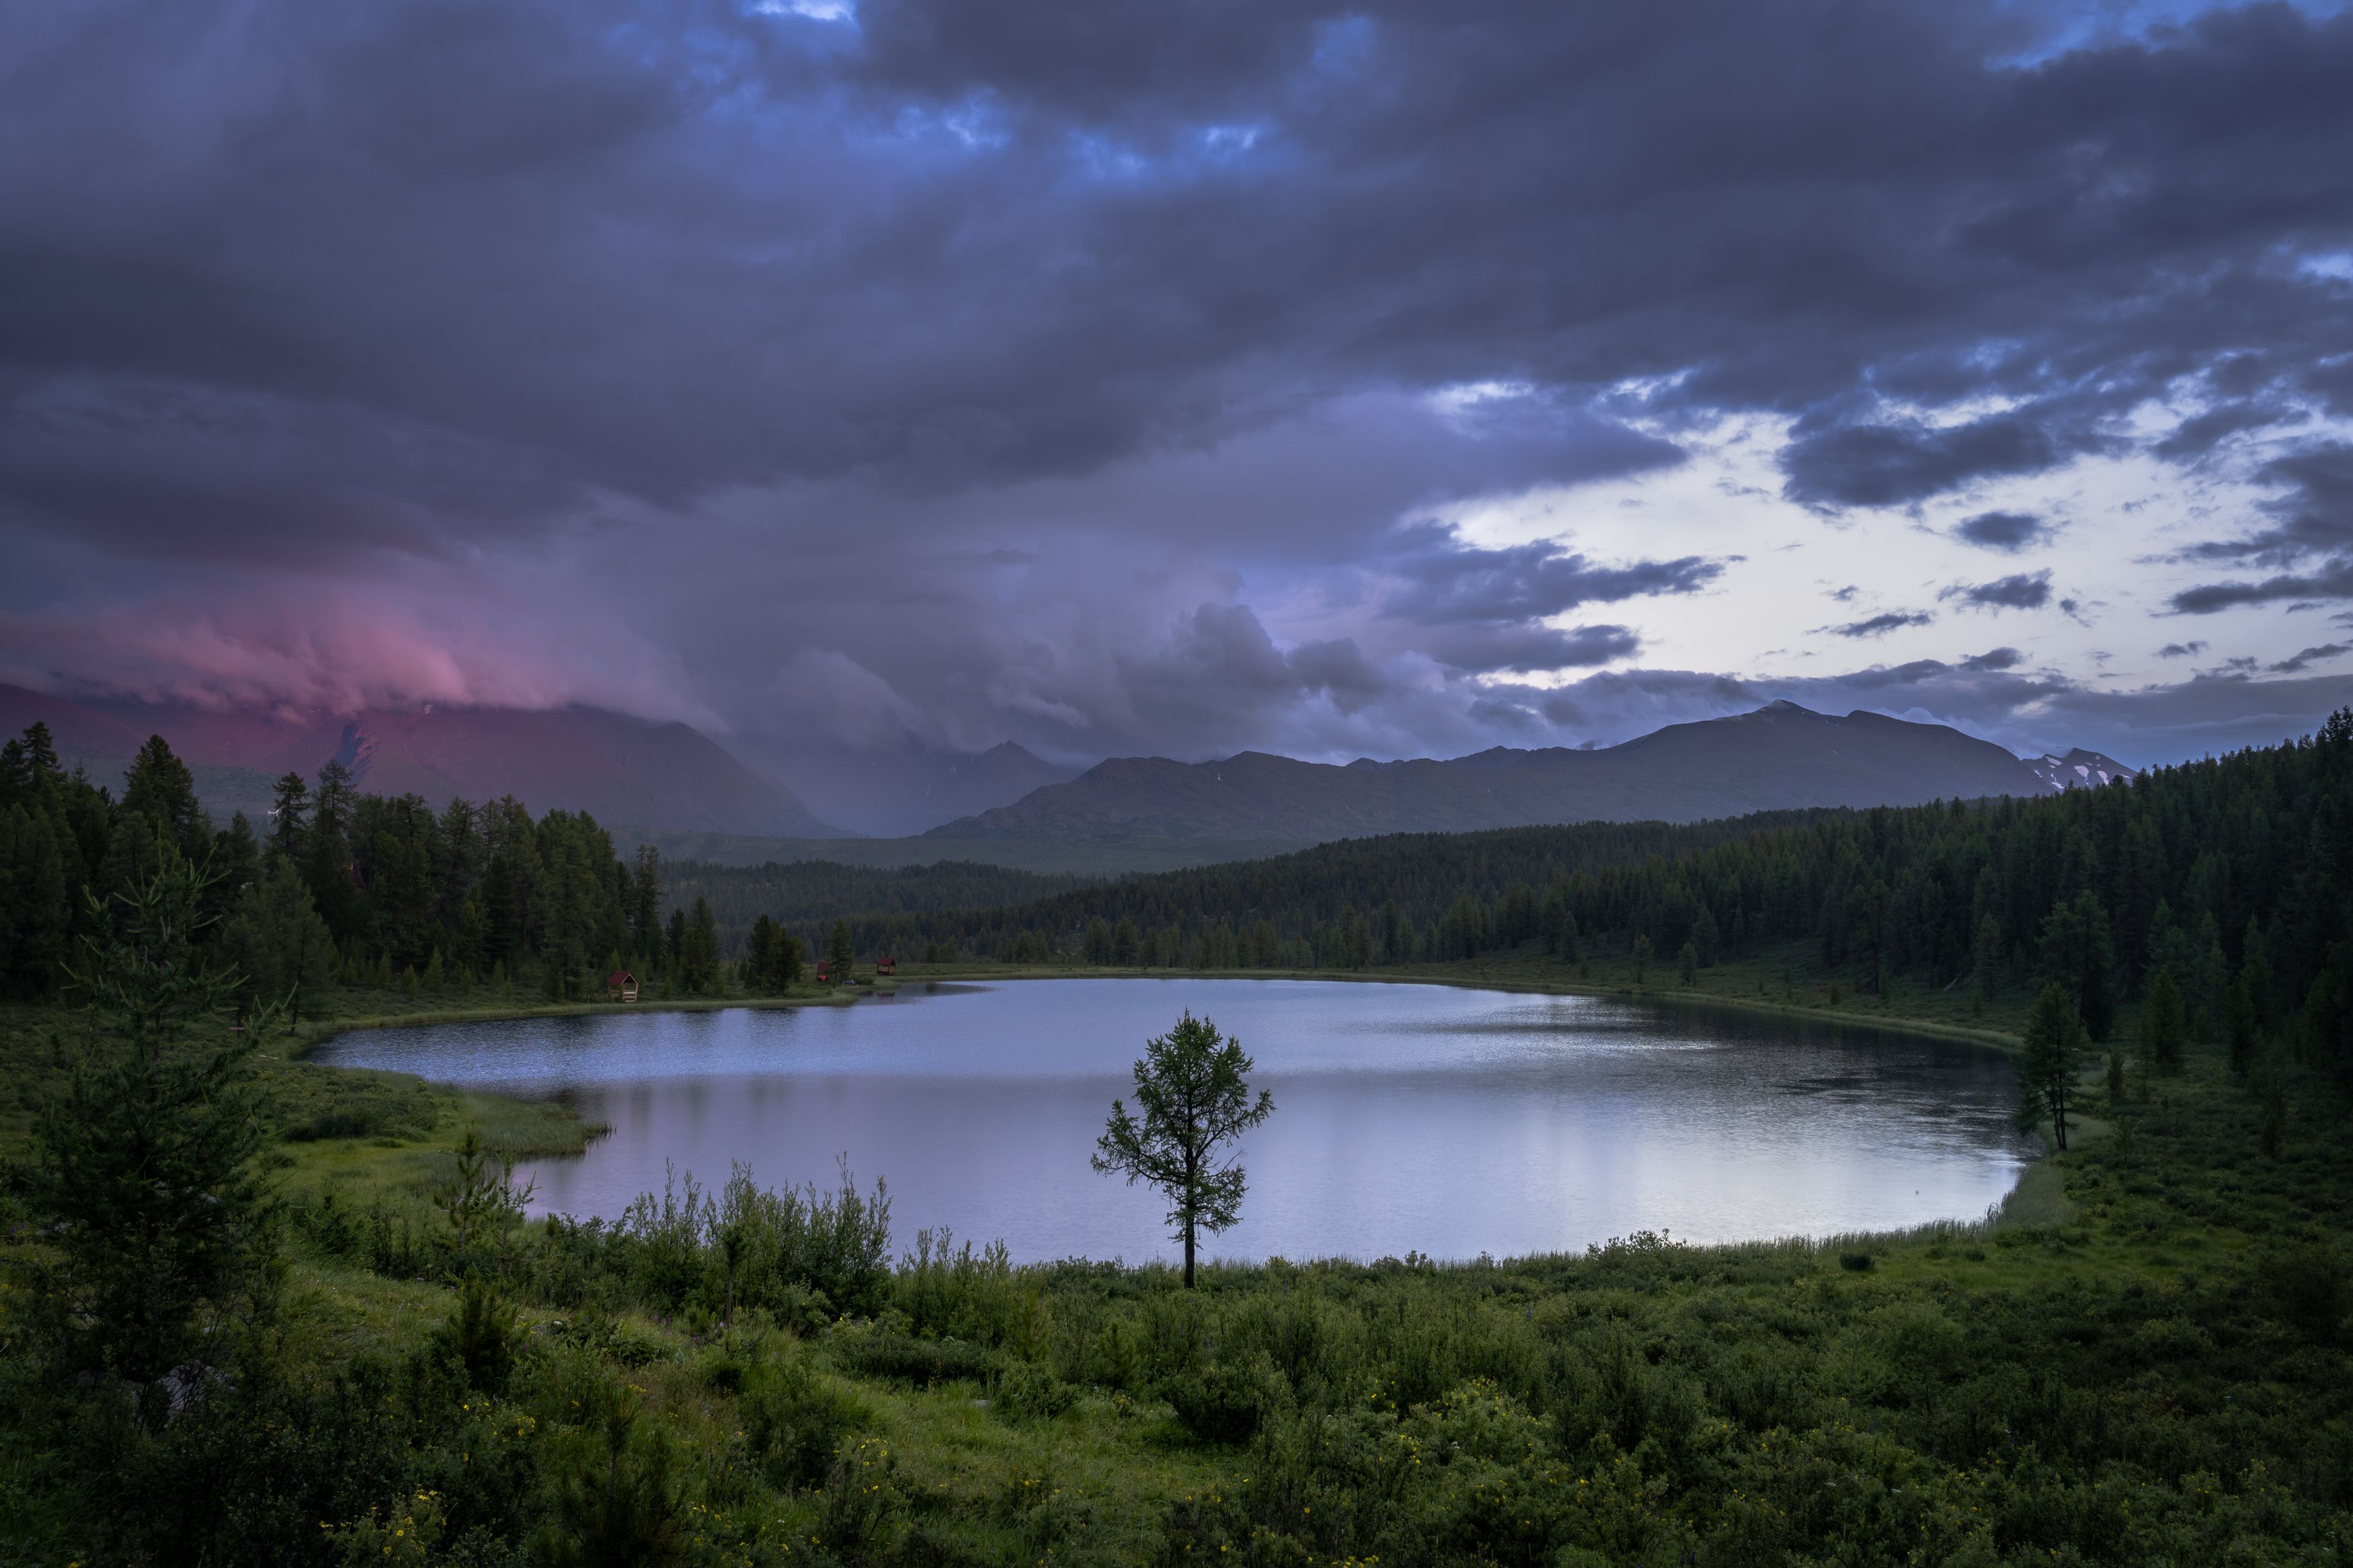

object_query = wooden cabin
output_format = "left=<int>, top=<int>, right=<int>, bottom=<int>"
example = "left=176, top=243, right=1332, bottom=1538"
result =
left=875, top=954, right=897, bottom=976
left=605, top=970, right=639, bottom=1002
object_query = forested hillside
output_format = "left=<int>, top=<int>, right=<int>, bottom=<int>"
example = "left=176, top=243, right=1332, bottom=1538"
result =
left=818, top=718, right=2352, bottom=1082
left=661, top=858, right=1090, bottom=954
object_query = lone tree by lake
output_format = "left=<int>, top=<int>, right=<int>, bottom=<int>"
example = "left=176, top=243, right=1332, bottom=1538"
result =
left=2017, top=981, right=2089, bottom=1151
left=1092, top=1011, right=1273, bottom=1288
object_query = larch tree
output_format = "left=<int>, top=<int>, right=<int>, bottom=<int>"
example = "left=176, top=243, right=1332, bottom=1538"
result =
left=1092, top=1012, right=1273, bottom=1288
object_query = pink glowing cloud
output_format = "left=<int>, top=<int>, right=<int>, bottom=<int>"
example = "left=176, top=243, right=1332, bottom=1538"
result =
left=0, top=591, right=721, bottom=729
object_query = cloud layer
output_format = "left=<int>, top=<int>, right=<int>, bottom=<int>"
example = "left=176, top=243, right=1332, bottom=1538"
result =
left=5, top=0, right=2353, bottom=780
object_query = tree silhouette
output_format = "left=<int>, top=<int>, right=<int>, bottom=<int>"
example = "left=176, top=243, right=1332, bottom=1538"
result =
left=1092, top=1012, right=1273, bottom=1288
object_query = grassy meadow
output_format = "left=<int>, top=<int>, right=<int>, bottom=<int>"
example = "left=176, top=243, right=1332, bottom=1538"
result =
left=7, top=956, right=2352, bottom=1565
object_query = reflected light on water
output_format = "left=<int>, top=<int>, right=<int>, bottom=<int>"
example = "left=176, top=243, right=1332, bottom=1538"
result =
left=313, top=979, right=2029, bottom=1266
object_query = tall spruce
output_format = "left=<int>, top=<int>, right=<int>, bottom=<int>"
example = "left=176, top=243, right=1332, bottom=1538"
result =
left=21, top=858, right=276, bottom=1404
left=2141, top=966, right=2189, bottom=1075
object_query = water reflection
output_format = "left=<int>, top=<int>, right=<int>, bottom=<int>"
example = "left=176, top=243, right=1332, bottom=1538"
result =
left=313, top=979, right=2028, bottom=1265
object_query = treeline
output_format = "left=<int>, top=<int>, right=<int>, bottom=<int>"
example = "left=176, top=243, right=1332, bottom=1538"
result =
left=811, top=718, right=2353, bottom=1061
left=794, top=810, right=1832, bottom=968
left=661, top=858, right=1090, bottom=956
left=0, top=724, right=737, bottom=1009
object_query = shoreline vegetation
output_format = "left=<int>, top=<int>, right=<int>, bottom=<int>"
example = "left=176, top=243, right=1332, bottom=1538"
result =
left=4, top=718, right=2351, bottom=1561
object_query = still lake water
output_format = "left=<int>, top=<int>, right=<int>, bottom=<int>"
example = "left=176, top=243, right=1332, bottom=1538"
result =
left=313, top=979, right=2030, bottom=1266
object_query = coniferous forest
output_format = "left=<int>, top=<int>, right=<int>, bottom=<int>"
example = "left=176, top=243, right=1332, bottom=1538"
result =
left=1, top=719, right=2351, bottom=1562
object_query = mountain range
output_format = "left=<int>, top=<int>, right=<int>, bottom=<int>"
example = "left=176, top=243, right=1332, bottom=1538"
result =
left=925, top=702, right=2135, bottom=843
left=1, top=686, right=2133, bottom=854
left=747, top=739, right=1072, bottom=837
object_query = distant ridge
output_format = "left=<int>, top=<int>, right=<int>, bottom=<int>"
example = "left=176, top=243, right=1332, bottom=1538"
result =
left=927, top=702, right=2108, bottom=844
left=0, top=686, right=843, bottom=837
left=768, top=738, right=1072, bottom=836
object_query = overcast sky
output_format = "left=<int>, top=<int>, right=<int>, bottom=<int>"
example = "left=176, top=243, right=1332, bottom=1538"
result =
left=5, top=0, right=2353, bottom=774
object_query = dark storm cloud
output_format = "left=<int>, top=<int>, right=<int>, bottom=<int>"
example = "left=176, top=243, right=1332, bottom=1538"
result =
left=1421, top=623, right=1640, bottom=675
left=2271, top=643, right=2353, bottom=673
left=2172, top=559, right=2353, bottom=613
left=1942, top=571, right=2055, bottom=611
left=1826, top=611, right=1936, bottom=639
left=1378, top=523, right=1721, bottom=626
left=1953, top=511, right=2053, bottom=553
left=5, top=0, right=2353, bottom=769
left=1782, top=411, right=2099, bottom=511
left=2152, top=399, right=2304, bottom=460
left=2176, top=441, right=2353, bottom=564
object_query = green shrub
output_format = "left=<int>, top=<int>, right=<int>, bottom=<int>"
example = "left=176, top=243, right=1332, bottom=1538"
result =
left=831, top=1330, right=1002, bottom=1387
left=741, top=1357, right=869, bottom=1490
left=990, top=1360, right=1078, bottom=1422
left=432, top=1274, right=522, bottom=1393
left=539, top=1405, right=684, bottom=1568
left=2268, top=1247, right=2348, bottom=1346
left=1164, top=1354, right=1282, bottom=1444
left=1838, top=1251, right=1874, bottom=1272
left=815, top=1436, right=906, bottom=1559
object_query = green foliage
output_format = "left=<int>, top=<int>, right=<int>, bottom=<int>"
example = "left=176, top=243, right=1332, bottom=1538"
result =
left=435, top=1126, right=535, bottom=1259
left=2141, top=964, right=2189, bottom=1073
left=744, top=912, right=804, bottom=993
left=434, top=1272, right=522, bottom=1393
left=537, top=1161, right=895, bottom=1321
left=2017, top=981, right=2088, bottom=1149
left=741, top=1355, right=870, bottom=1487
left=1164, top=1353, right=1283, bottom=1444
left=540, top=1400, right=685, bottom=1568
left=18, top=858, right=278, bottom=1393
left=832, top=1329, right=1004, bottom=1387
left=1093, top=1012, right=1275, bottom=1286
left=220, top=856, right=335, bottom=1024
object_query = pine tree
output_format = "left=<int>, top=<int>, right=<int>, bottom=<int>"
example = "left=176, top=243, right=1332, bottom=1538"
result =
left=306, top=760, right=358, bottom=942
left=2139, top=966, right=2188, bottom=1075
left=686, top=897, right=722, bottom=993
left=22, top=858, right=276, bottom=1403
left=267, top=771, right=310, bottom=861
left=2227, top=971, right=2261, bottom=1076
left=1974, top=913, right=2003, bottom=1004
left=630, top=845, right=663, bottom=958
left=120, top=735, right=211, bottom=862
left=2018, top=981, right=2087, bottom=1151
left=0, top=803, right=72, bottom=997
left=220, top=857, right=336, bottom=1027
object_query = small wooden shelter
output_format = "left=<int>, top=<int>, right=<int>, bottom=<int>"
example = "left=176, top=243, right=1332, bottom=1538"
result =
left=875, top=954, right=897, bottom=975
left=606, top=970, right=639, bottom=1002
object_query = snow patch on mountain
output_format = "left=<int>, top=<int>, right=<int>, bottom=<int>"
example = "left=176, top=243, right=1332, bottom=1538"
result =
left=2024, top=748, right=2137, bottom=792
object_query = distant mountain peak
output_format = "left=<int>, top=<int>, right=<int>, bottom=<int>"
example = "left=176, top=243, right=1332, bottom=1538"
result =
left=926, top=703, right=2091, bottom=845
left=2026, top=749, right=2137, bottom=791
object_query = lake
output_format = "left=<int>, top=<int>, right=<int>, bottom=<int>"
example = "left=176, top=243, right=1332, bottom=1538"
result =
left=311, top=978, right=2032, bottom=1266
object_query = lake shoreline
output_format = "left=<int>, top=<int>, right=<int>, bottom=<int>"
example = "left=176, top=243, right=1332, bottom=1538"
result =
left=308, top=973, right=2042, bottom=1260
left=298, top=962, right=2026, bottom=1057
